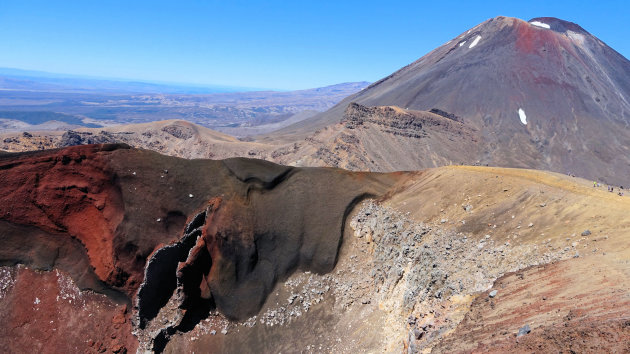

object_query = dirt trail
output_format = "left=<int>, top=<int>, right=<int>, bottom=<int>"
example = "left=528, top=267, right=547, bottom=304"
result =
left=454, top=165, right=630, bottom=202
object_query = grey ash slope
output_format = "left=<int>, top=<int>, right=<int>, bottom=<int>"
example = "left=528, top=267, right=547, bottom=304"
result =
left=271, top=16, right=630, bottom=184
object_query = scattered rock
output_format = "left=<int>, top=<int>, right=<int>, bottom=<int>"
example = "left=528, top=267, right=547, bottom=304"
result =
left=581, top=230, right=591, bottom=236
left=161, top=125, right=194, bottom=140
left=421, top=319, right=435, bottom=331
left=528, top=223, right=534, bottom=228
left=517, top=324, right=531, bottom=337
left=489, top=290, right=498, bottom=298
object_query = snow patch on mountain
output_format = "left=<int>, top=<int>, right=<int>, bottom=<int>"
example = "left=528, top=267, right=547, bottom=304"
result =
left=518, top=108, right=528, bottom=125
left=530, top=21, right=550, bottom=29
left=469, top=36, right=482, bottom=48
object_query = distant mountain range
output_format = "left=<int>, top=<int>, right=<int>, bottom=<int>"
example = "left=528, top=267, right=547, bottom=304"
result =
left=0, top=68, right=370, bottom=131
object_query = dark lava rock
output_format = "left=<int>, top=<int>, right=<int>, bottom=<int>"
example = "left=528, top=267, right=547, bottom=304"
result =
left=60, top=130, right=84, bottom=147
left=429, top=108, right=462, bottom=122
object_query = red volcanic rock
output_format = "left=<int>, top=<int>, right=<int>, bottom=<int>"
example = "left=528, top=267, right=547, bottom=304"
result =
left=0, top=145, right=124, bottom=284
left=112, top=310, right=127, bottom=324
left=1, top=144, right=237, bottom=298
left=514, top=19, right=561, bottom=55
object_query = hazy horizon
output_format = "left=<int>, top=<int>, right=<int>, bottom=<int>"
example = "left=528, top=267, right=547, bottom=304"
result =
left=0, top=66, right=350, bottom=92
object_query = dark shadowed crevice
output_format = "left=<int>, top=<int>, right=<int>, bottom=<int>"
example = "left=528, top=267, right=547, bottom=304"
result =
left=135, top=202, right=227, bottom=352
left=175, top=297, right=215, bottom=332
left=152, top=328, right=173, bottom=354
left=185, top=210, right=206, bottom=234
left=136, top=209, right=207, bottom=329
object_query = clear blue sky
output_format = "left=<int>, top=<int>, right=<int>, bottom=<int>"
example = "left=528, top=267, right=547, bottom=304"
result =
left=0, top=0, right=628, bottom=90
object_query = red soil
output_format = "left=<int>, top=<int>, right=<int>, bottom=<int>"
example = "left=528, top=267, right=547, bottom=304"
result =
left=433, top=255, right=630, bottom=353
left=0, top=266, right=137, bottom=353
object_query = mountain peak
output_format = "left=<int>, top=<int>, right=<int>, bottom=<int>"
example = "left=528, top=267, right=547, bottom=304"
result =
left=527, top=17, right=588, bottom=34
left=296, top=13, right=630, bottom=185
